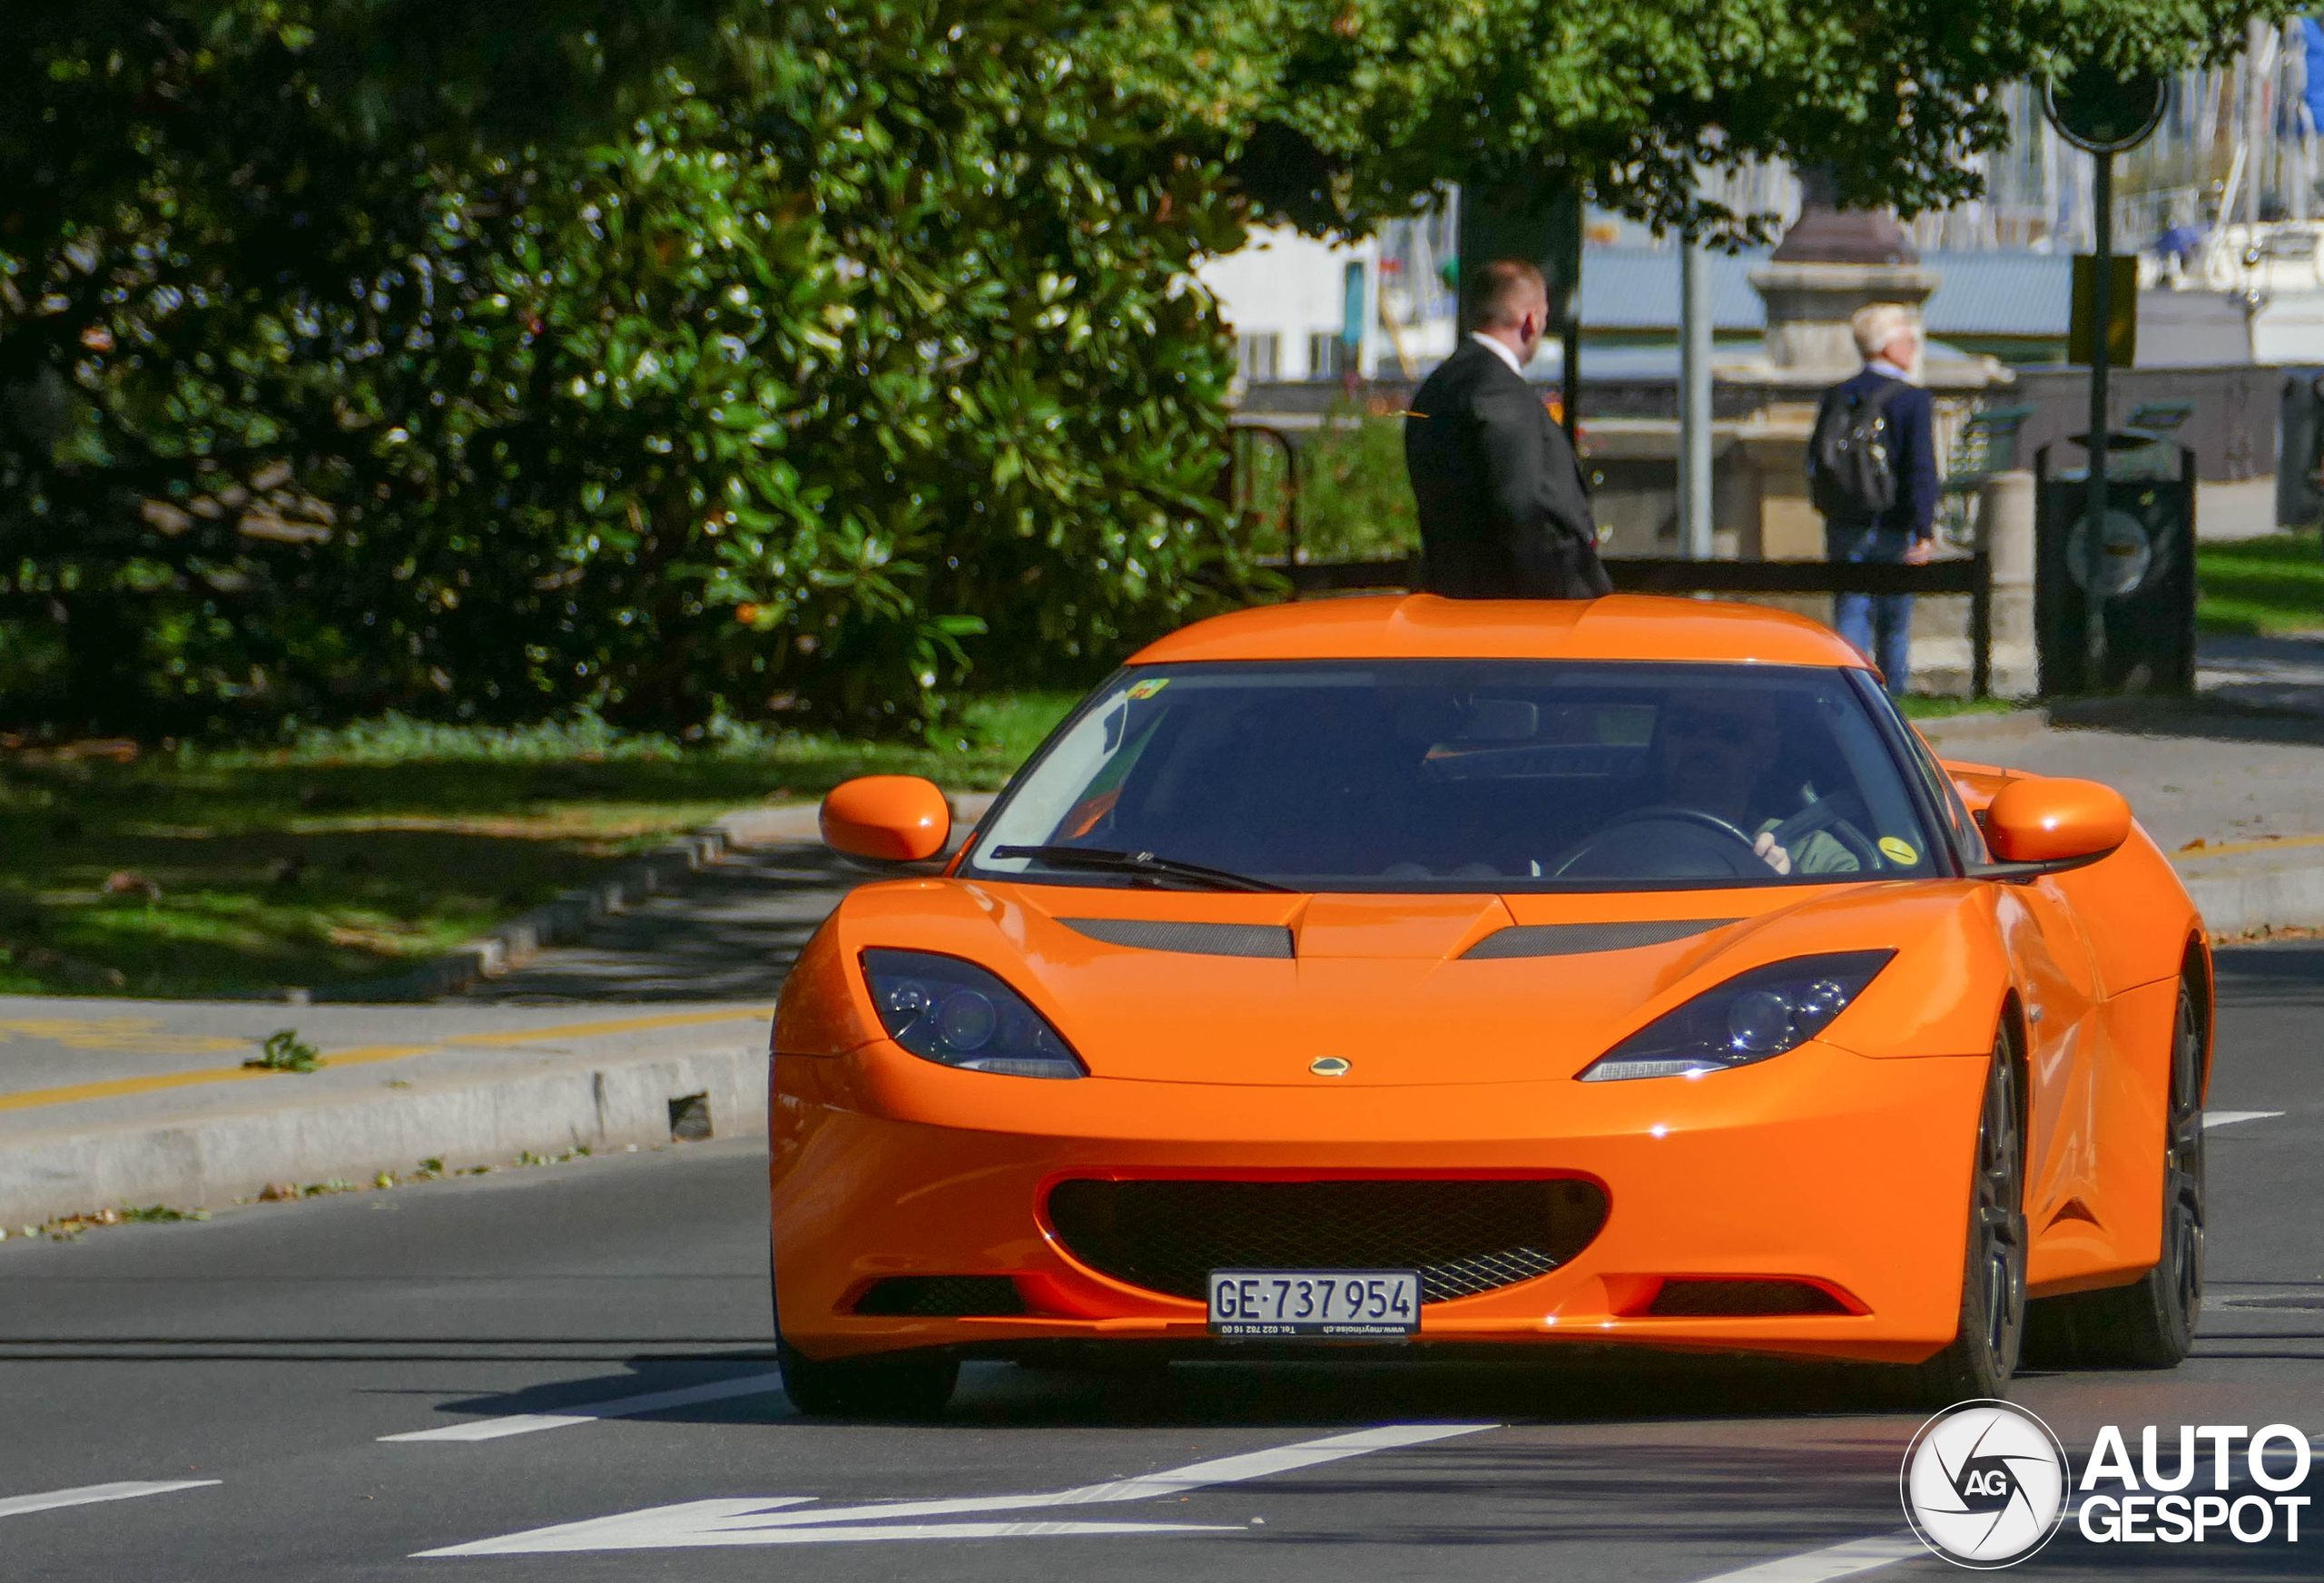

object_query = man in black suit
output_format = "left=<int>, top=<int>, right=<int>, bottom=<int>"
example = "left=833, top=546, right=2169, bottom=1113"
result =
left=1404, top=259, right=1611, bottom=600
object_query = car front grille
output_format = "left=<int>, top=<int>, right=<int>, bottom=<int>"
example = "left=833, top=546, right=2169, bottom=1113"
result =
left=1045, top=1177, right=1609, bottom=1304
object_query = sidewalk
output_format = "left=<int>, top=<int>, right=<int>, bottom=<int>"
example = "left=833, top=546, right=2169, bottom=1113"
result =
left=1922, top=680, right=2324, bottom=936
left=0, top=796, right=994, bottom=1227
left=0, top=999, right=773, bottom=1226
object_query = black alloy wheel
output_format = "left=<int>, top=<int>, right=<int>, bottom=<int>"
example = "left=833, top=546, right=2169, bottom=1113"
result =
left=2024, top=980, right=2205, bottom=1368
left=1904, top=1027, right=2028, bottom=1406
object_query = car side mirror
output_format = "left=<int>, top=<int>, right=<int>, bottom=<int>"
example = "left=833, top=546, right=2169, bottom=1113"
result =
left=821, top=775, right=951, bottom=863
left=1976, top=776, right=2131, bottom=874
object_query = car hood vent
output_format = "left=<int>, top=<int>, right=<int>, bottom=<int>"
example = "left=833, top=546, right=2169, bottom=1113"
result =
left=1060, top=918, right=1295, bottom=959
left=1462, top=919, right=1738, bottom=959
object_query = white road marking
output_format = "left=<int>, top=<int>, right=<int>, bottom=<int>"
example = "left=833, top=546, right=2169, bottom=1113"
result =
left=2204, top=1109, right=2285, bottom=1129
left=416, top=1421, right=1495, bottom=1555
left=1684, top=1531, right=1925, bottom=1583
left=381, top=1371, right=790, bottom=1441
left=0, top=1480, right=221, bottom=1519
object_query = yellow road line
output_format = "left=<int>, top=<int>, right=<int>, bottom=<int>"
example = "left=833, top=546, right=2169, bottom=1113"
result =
left=442, top=1008, right=773, bottom=1047
left=0, top=1066, right=274, bottom=1114
left=2176, top=832, right=2324, bottom=861
left=0, top=1008, right=773, bottom=1117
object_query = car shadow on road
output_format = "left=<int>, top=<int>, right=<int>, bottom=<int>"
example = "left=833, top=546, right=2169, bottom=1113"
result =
left=399, top=1348, right=2004, bottom=1434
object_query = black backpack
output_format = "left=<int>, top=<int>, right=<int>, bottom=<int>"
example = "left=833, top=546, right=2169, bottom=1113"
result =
left=1808, top=379, right=1905, bottom=521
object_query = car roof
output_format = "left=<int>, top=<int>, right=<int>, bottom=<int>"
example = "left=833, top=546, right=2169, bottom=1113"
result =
left=1128, top=594, right=1867, bottom=669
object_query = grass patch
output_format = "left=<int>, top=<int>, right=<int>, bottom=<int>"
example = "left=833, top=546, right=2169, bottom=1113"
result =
left=1896, top=695, right=2030, bottom=720
left=0, top=692, right=1080, bottom=999
left=2197, top=530, right=2324, bottom=636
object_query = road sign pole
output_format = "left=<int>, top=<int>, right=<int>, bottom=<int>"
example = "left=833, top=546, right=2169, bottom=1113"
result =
left=2086, top=151, right=2112, bottom=688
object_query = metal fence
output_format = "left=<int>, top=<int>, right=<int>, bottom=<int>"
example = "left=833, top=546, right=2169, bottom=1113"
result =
left=1262, top=555, right=1996, bottom=699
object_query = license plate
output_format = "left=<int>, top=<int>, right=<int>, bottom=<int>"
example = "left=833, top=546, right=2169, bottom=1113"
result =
left=1206, top=1269, right=1420, bottom=1337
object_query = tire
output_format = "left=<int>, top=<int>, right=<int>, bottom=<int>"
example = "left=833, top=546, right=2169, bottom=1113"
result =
left=1902, top=1028, right=2028, bottom=1408
left=771, top=1244, right=959, bottom=1419
left=2024, top=981, right=2204, bottom=1370
left=778, top=1341, right=960, bottom=1419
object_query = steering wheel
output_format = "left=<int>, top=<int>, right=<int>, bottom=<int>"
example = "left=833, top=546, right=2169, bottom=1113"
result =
left=1765, top=791, right=1883, bottom=871
left=1551, top=806, right=1765, bottom=880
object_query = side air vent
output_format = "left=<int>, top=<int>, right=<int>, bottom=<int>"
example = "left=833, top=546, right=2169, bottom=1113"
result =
left=1462, top=919, right=1738, bottom=959
left=852, top=1276, right=1026, bottom=1317
left=1060, top=919, right=1295, bottom=959
left=1641, top=1279, right=1851, bottom=1317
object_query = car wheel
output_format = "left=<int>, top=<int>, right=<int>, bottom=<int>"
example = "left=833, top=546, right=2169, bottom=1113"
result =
left=2024, top=981, right=2204, bottom=1370
left=779, top=1341, right=960, bottom=1419
left=1903, top=1027, right=2027, bottom=1407
left=771, top=1245, right=960, bottom=1418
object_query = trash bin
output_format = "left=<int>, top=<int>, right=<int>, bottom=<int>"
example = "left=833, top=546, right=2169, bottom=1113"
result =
left=2277, top=368, right=2324, bottom=528
left=2034, top=438, right=2197, bottom=695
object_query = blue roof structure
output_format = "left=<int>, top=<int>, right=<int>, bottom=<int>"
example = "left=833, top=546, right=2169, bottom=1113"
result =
left=1578, top=247, right=2073, bottom=339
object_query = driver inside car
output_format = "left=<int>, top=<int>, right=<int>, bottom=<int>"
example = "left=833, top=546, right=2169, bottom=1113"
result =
left=1655, top=691, right=1859, bottom=877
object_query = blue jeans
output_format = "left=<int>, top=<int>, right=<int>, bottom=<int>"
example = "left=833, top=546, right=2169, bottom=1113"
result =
left=1828, top=525, right=1916, bottom=693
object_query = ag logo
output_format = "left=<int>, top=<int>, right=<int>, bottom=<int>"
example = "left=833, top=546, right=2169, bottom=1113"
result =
left=1900, top=1400, right=2069, bottom=1568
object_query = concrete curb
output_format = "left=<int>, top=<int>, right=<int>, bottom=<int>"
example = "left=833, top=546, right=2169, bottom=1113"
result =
left=2180, top=861, right=2324, bottom=939
left=295, top=802, right=834, bottom=1005
left=291, top=796, right=984, bottom=1005
left=0, top=1041, right=769, bottom=1227
left=295, top=829, right=740, bottom=1004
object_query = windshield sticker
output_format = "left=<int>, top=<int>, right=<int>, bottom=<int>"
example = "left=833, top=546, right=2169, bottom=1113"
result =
left=1878, top=836, right=1919, bottom=865
left=1126, top=677, right=1170, bottom=700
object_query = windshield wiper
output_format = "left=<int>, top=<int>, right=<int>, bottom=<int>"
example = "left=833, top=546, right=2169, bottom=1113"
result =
left=987, top=845, right=1290, bottom=893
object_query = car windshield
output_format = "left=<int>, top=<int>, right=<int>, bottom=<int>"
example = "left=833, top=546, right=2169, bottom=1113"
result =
left=963, top=660, right=1946, bottom=892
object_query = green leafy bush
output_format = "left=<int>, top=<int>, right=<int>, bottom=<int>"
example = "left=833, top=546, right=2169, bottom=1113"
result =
left=1, top=2, right=1249, bottom=740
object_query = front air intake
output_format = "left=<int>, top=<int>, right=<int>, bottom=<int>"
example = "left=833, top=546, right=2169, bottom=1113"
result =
left=852, top=1276, right=1026, bottom=1317
left=1045, top=1177, right=1608, bottom=1304
left=1641, top=1278, right=1851, bottom=1317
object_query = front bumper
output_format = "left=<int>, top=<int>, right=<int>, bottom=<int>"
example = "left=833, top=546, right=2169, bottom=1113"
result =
left=770, top=1038, right=1989, bottom=1366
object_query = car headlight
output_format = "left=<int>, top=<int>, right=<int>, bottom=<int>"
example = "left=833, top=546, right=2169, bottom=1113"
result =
left=1577, top=950, right=1896, bottom=1082
left=859, top=949, right=1088, bottom=1079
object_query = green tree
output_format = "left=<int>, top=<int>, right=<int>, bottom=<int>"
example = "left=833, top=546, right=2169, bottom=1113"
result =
left=1122, top=0, right=2295, bottom=239
left=2, top=3, right=1249, bottom=736
left=3, top=1, right=2299, bottom=740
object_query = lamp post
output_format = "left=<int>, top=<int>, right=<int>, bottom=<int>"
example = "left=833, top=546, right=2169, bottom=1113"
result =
left=2045, top=63, right=2165, bottom=689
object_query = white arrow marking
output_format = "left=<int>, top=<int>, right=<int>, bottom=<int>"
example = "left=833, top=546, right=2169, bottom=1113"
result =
left=2204, top=1110, right=2285, bottom=1129
left=416, top=1421, right=1495, bottom=1555
left=381, top=1371, right=790, bottom=1441
left=1682, top=1531, right=1924, bottom=1582
left=0, top=1480, right=221, bottom=1519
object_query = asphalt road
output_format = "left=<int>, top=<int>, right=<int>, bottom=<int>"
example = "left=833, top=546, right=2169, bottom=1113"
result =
left=5, top=942, right=2322, bottom=1582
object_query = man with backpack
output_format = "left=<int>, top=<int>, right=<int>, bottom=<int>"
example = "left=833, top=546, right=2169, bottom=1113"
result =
left=1808, top=302, right=1939, bottom=694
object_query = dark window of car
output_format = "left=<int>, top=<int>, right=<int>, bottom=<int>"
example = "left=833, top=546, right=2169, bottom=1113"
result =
left=964, top=661, right=1949, bottom=892
left=1846, top=672, right=1988, bottom=870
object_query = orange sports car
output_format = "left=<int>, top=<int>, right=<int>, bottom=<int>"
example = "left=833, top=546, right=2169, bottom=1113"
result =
left=769, top=594, right=2210, bottom=1416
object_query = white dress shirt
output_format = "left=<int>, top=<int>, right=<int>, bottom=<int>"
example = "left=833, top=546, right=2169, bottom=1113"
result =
left=1470, top=331, right=1527, bottom=378
left=1866, top=357, right=1913, bottom=382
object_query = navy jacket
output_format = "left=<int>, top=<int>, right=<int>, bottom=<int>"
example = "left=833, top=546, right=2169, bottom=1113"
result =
left=1811, top=369, right=1939, bottom=539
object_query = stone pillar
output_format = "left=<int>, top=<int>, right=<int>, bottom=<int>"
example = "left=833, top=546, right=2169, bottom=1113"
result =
left=1748, top=166, right=1938, bottom=379
left=1979, top=470, right=2038, bottom=697
left=1748, top=262, right=1942, bottom=374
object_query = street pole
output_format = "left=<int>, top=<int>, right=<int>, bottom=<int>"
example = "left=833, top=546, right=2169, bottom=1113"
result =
left=1679, top=236, right=1715, bottom=559
left=2085, top=152, right=2112, bottom=688
left=2248, top=18, right=2270, bottom=237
